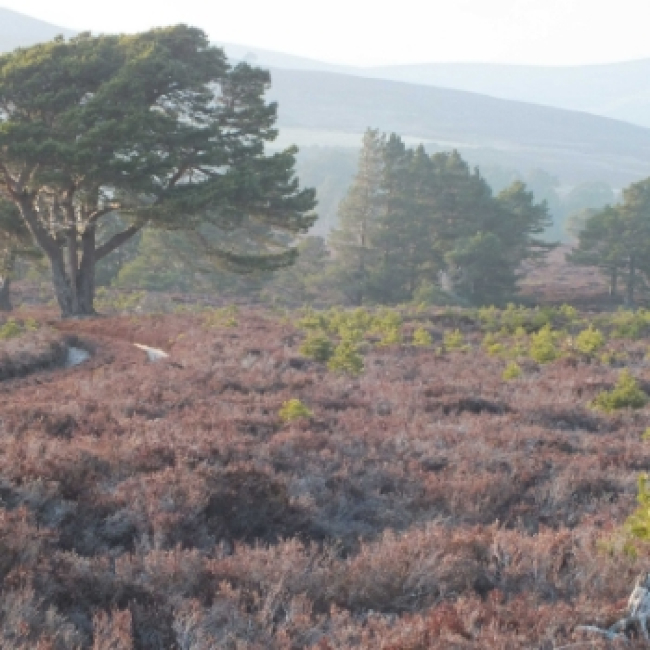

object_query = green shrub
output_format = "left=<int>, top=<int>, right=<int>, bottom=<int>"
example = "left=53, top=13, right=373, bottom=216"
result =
left=296, top=308, right=329, bottom=331
left=529, top=324, right=560, bottom=363
left=559, top=304, right=579, bottom=322
left=502, top=361, right=522, bottom=381
left=610, top=308, right=650, bottom=340
left=575, top=325, right=606, bottom=355
left=412, top=327, right=432, bottom=347
left=378, top=328, right=403, bottom=346
left=592, top=369, right=647, bottom=412
left=482, top=332, right=506, bottom=356
left=299, top=333, right=334, bottom=362
left=328, top=339, right=364, bottom=375
left=626, top=474, right=650, bottom=541
left=279, top=399, right=313, bottom=423
left=482, top=332, right=497, bottom=348
left=601, top=350, right=627, bottom=366
left=444, top=329, right=467, bottom=351
left=478, top=305, right=500, bottom=332
left=372, top=308, right=402, bottom=334
left=0, top=319, right=23, bottom=339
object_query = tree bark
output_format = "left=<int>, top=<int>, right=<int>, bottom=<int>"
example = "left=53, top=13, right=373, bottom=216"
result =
left=67, top=228, right=79, bottom=315
left=626, top=256, right=636, bottom=308
left=77, top=227, right=96, bottom=316
left=50, top=251, right=74, bottom=317
left=609, top=267, right=618, bottom=298
left=16, top=195, right=143, bottom=317
left=0, top=276, right=12, bottom=312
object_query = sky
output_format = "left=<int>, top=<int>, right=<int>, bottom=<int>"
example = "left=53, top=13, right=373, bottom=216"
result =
left=3, top=0, right=650, bottom=67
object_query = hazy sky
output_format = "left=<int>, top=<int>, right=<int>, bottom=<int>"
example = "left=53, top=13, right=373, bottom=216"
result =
left=3, top=0, right=650, bottom=67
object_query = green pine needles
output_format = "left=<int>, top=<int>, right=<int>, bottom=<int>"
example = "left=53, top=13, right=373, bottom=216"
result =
left=299, top=333, right=335, bottom=362
left=574, top=325, right=606, bottom=355
left=328, top=340, right=364, bottom=375
left=502, top=361, right=522, bottom=381
left=279, top=399, right=313, bottom=423
left=528, top=324, right=561, bottom=363
left=626, top=474, right=650, bottom=541
left=592, top=369, right=647, bottom=412
left=412, top=327, right=433, bottom=347
left=0, top=318, right=39, bottom=340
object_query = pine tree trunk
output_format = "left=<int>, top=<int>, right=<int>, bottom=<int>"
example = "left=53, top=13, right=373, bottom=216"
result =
left=50, top=253, right=75, bottom=317
left=49, top=242, right=96, bottom=318
left=626, top=256, right=636, bottom=308
left=16, top=199, right=99, bottom=318
left=0, top=276, right=12, bottom=312
left=610, top=267, right=618, bottom=298
left=77, top=227, right=96, bottom=316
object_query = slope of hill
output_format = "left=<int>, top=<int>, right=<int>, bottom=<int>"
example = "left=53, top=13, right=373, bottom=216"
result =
left=267, top=68, right=650, bottom=186
left=364, top=59, right=650, bottom=129
left=219, top=42, right=650, bottom=129
left=0, top=7, right=75, bottom=52
left=216, top=40, right=350, bottom=74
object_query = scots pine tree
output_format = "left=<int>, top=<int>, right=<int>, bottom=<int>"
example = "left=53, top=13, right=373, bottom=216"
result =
left=329, top=129, right=385, bottom=306
left=569, top=178, right=650, bottom=306
left=0, top=27, right=316, bottom=316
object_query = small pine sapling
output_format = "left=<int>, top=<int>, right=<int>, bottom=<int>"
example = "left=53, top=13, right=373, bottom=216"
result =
left=328, top=339, right=364, bottom=375
left=412, top=327, right=432, bottom=347
left=279, top=399, right=313, bottom=423
left=574, top=325, right=606, bottom=355
left=299, top=333, right=335, bottom=362
left=502, top=361, right=522, bottom=381
left=444, top=329, right=468, bottom=352
left=592, top=369, right=647, bottom=412
left=529, top=324, right=560, bottom=363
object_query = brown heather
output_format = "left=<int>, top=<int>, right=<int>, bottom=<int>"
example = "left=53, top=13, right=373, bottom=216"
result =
left=0, top=307, right=649, bottom=648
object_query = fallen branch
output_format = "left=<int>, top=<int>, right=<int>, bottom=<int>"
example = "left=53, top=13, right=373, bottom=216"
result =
left=577, top=572, right=650, bottom=644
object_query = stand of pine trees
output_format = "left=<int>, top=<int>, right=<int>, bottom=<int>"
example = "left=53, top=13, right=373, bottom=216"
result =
left=568, top=178, right=650, bottom=307
left=328, top=129, right=555, bottom=306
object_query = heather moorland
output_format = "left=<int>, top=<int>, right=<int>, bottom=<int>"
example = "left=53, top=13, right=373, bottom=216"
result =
left=1, top=296, right=650, bottom=648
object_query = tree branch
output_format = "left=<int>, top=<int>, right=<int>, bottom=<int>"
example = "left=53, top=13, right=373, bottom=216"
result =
left=87, top=206, right=119, bottom=225
left=0, top=162, right=17, bottom=199
left=95, top=225, right=141, bottom=261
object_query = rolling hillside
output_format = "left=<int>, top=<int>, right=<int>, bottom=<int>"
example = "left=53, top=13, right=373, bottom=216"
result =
left=364, top=59, right=650, bottom=129
left=219, top=42, right=650, bottom=129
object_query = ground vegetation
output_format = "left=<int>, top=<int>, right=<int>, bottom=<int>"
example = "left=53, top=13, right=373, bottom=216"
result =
left=0, top=304, right=650, bottom=647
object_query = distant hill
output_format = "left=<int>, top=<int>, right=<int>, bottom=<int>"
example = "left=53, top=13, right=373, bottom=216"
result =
left=0, top=7, right=75, bottom=52
left=216, top=41, right=350, bottom=75
left=219, top=42, right=650, bottom=130
left=266, top=68, right=650, bottom=186
left=363, top=60, right=650, bottom=129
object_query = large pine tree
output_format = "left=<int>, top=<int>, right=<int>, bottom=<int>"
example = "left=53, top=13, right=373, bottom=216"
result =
left=0, top=27, right=316, bottom=317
